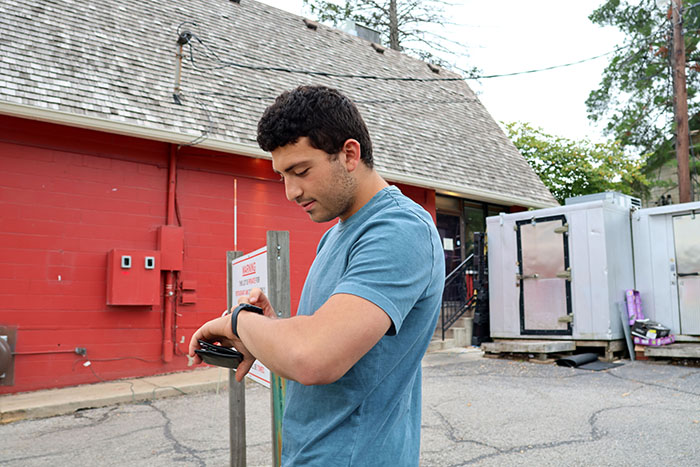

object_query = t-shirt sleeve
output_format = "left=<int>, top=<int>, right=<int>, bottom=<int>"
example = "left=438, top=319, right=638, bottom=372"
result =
left=332, top=214, right=437, bottom=335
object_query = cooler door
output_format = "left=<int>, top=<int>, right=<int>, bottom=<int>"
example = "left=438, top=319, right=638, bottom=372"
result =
left=673, top=214, right=700, bottom=335
left=516, top=215, right=572, bottom=335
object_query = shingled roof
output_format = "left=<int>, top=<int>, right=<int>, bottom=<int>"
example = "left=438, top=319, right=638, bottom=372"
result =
left=0, top=0, right=556, bottom=208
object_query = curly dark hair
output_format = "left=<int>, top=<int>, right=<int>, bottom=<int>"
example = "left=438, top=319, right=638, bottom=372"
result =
left=257, top=85, right=373, bottom=168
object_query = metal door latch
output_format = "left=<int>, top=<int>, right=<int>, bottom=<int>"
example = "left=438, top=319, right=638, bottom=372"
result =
left=516, top=273, right=539, bottom=280
left=556, top=268, right=572, bottom=280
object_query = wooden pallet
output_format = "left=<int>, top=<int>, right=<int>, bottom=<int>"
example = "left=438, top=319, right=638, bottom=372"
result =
left=643, top=343, right=700, bottom=359
left=574, top=340, right=626, bottom=362
left=482, top=339, right=626, bottom=362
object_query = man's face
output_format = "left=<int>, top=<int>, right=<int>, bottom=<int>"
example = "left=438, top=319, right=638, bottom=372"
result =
left=271, top=137, right=357, bottom=223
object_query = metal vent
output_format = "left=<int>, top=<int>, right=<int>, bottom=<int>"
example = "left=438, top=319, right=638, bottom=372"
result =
left=303, top=19, right=319, bottom=30
left=371, top=43, right=386, bottom=54
left=339, top=20, right=381, bottom=45
left=355, top=23, right=381, bottom=43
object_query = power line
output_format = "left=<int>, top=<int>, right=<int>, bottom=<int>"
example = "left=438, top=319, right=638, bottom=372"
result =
left=179, top=26, right=633, bottom=82
left=475, top=48, right=624, bottom=79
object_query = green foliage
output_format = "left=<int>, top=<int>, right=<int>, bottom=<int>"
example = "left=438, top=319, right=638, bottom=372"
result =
left=505, top=122, right=649, bottom=203
left=587, top=0, right=700, bottom=158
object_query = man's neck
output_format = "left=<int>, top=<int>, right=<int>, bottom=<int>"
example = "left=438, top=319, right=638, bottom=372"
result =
left=340, top=169, right=389, bottom=222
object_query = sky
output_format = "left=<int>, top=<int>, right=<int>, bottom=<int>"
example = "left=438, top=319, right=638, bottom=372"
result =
left=256, top=0, right=627, bottom=143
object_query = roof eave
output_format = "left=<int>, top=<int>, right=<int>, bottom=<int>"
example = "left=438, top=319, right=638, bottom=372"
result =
left=0, top=100, right=270, bottom=160
left=1, top=100, right=557, bottom=209
left=380, top=170, right=559, bottom=209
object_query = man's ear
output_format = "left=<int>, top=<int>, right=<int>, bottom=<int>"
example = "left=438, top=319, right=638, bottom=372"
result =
left=342, top=139, right=362, bottom=172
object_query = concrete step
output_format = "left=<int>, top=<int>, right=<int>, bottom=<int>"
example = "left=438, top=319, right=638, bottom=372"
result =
left=453, top=316, right=473, bottom=329
left=430, top=316, right=474, bottom=352
left=452, top=327, right=468, bottom=347
left=427, top=337, right=456, bottom=352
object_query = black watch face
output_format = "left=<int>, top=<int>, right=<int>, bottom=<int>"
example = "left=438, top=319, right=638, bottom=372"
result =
left=195, top=340, right=243, bottom=369
left=236, top=304, right=264, bottom=315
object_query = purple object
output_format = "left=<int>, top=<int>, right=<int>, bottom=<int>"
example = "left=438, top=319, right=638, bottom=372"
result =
left=633, top=335, right=676, bottom=347
left=625, top=289, right=675, bottom=346
left=625, top=289, right=642, bottom=325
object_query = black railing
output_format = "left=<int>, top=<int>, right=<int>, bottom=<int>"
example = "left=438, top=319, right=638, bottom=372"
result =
left=441, top=254, right=477, bottom=341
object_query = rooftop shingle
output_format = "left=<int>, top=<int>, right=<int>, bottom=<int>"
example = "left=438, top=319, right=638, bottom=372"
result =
left=0, top=0, right=556, bottom=207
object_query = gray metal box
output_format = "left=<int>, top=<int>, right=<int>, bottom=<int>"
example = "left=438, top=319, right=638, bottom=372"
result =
left=487, top=200, right=634, bottom=340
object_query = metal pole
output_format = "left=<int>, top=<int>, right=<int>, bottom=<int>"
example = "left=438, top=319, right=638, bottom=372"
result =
left=162, top=145, right=178, bottom=363
left=266, top=231, right=291, bottom=467
left=227, top=250, right=246, bottom=467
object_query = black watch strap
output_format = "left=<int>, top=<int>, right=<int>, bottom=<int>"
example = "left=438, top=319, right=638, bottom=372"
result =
left=230, top=303, right=264, bottom=338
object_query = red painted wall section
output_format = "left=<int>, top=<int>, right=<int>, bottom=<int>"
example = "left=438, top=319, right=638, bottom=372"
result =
left=0, top=141, right=169, bottom=391
left=510, top=205, right=530, bottom=213
left=0, top=116, right=438, bottom=394
left=392, top=182, right=437, bottom=222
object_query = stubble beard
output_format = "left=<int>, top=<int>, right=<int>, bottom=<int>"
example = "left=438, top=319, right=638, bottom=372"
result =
left=311, top=162, right=357, bottom=223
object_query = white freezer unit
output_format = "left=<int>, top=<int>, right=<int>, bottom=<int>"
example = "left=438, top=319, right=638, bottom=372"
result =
left=631, top=202, right=700, bottom=337
left=487, top=200, right=635, bottom=340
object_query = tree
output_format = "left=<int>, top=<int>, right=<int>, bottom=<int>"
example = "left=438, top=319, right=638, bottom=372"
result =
left=587, top=0, right=700, bottom=158
left=302, top=0, right=477, bottom=75
left=505, top=122, right=649, bottom=203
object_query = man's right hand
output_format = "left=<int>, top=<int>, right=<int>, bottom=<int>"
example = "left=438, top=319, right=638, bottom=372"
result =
left=237, top=287, right=277, bottom=319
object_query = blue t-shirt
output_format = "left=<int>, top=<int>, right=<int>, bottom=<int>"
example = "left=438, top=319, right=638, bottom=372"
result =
left=281, top=186, right=445, bottom=466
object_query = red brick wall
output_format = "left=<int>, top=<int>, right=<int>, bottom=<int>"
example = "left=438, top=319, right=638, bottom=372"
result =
left=0, top=116, right=438, bottom=393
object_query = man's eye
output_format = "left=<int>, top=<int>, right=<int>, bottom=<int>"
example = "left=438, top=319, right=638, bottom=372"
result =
left=295, top=168, right=309, bottom=177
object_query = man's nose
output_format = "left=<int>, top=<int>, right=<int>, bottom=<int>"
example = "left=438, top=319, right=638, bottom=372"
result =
left=284, top=178, right=302, bottom=202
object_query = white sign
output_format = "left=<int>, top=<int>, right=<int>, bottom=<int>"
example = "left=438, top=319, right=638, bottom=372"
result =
left=231, top=246, right=271, bottom=388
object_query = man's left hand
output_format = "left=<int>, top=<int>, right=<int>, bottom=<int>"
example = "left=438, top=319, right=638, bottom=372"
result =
left=188, top=314, right=256, bottom=382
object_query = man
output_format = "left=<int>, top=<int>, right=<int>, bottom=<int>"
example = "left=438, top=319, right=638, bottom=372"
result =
left=189, top=85, right=444, bottom=466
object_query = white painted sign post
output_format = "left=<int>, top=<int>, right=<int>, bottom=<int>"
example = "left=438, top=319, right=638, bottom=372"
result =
left=227, top=231, right=290, bottom=467
left=230, top=246, right=271, bottom=388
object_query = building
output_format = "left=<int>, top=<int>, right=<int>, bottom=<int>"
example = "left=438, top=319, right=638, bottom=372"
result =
left=0, top=0, right=555, bottom=393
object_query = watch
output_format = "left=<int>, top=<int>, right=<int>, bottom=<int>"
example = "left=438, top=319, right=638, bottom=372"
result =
left=230, top=303, right=264, bottom=338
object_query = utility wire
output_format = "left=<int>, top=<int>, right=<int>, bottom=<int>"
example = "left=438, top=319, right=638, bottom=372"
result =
left=177, top=92, right=215, bottom=147
left=179, top=26, right=634, bottom=82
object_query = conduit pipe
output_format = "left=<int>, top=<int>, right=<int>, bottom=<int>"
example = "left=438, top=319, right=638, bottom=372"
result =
left=162, top=144, right=178, bottom=363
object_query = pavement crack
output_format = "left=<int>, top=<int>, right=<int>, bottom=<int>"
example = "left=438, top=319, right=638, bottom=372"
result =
left=678, top=369, right=700, bottom=380
left=428, top=404, right=498, bottom=450
left=144, top=401, right=206, bottom=467
left=1, top=451, right=67, bottom=464
left=606, top=371, right=700, bottom=397
left=34, top=406, right=120, bottom=438
left=440, top=405, right=629, bottom=466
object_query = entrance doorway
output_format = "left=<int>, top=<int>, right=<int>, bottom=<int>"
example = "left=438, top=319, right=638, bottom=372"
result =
left=516, top=215, right=572, bottom=335
left=436, top=212, right=462, bottom=275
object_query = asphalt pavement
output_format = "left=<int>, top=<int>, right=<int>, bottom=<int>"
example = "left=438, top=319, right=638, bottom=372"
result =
left=2, top=348, right=699, bottom=466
